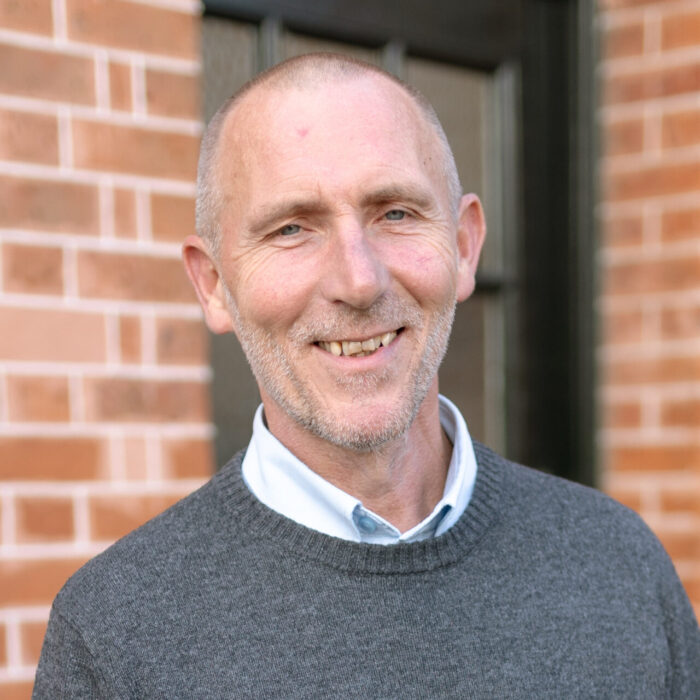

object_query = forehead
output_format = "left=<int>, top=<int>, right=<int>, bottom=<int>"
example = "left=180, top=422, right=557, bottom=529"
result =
left=215, top=75, right=445, bottom=208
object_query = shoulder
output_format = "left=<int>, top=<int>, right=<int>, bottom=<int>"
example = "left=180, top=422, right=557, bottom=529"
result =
left=474, top=442, right=674, bottom=574
left=474, top=442, right=698, bottom=634
left=476, top=441, right=646, bottom=524
left=474, top=444, right=699, bottom=694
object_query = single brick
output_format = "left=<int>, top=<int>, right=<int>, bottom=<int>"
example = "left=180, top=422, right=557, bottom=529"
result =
left=89, top=493, right=184, bottom=540
left=0, top=108, right=58, bottom=164
left=604, top=256, right=700, bottom=296
left=603, top=61, right=700, bottom=105
left=0, top=43, right=94, bottom=105
left=662, top=109, right=700, bottom=149
left=602, top=20, right=644, bottom=60
left=605, top=161, right=700, bottom=201
left=0, top=681, right=34, bottom=700
left=660, top=487, right=700, bottom=514
left=84, top=377, right=209, bottom=422
left=72, top=119, right=198, bottom=180
left=7, top=375, right=70, bottom=422
left=2, top=243, right=63, bottom=295
left=601, top=306, right=644, bottom=345
left=114, top=188, right=137, bottom=238
left=162, top=438, right=214, bottom=479
left=150, top=192, right=196, bottom=242
left=19, top=620, right=48, bottom=666
left=661, top=208, right=700, bottom=242
left=604, top=355, right=700, bottom=385
left=0, top=558, right=87, bottom=605
left=146, top=69, right=200, bottom=120
left=67, top=0, right=197, bottom=58
left=0, top=175, right=99, bottom=234
left=661, top=399, right=700, bottom=428
left=601, top=214, right=644, bottom=248
left=109, top=61, right=132, bottom=112
left=15, top=496, right=74, bottom=542
left=0, top=437, right=103, bottom=480
left=662, top=10, right=700, bottom=51
left=0, top=0, right=53, bottom=34
left=119, top=315, right=141, bottom=363
left=156, top=317, right=207, bottom=365
left=609, top=444, right=700, bottom=472
left=0, top=307, right=105, bottom=362
left=77, top=250, right=195, bottom=303
left=660, top=304, right=700, bottom=340
left=603, top=116, right=644, bottom=156
left=603, top=399, right=642, bottom=429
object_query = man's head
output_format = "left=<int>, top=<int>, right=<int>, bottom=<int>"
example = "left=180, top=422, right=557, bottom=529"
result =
left=183, top=52, right=485, bottom=452
left=196, top=53, right=463, bottom=260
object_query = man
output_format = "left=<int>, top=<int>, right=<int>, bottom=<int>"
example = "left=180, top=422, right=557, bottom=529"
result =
left=34, top=53, right=698, bottom=698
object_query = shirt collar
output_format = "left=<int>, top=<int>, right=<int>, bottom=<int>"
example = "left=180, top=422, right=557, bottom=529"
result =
left=241, top=395, right=477, bottom=544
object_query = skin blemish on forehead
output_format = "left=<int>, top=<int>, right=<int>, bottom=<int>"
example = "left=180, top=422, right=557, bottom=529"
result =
left=296, top=127, right=309, bottom=138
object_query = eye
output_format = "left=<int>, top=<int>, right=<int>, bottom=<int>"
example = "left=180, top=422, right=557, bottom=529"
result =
left=279, top=223, right=301, bottom=236
left=384, top=209, right=406, bottom=221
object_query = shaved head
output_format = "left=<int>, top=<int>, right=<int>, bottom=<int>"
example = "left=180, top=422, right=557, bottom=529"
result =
left=195, top=52, right=462, bottom=258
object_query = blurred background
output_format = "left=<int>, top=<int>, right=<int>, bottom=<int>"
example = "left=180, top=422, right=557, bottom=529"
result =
left=0, top=0, right=698, bottom=694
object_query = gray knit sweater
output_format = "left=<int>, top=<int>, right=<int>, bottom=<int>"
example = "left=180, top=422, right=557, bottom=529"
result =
left=33, top=444, right=699, bottom=699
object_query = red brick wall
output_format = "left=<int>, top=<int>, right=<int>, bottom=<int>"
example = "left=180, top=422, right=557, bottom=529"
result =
left=0, top=1, right=209, bottom=695
left=598, top=0, right=700, bottom=617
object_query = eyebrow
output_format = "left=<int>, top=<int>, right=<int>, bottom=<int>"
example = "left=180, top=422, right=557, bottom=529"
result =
left=360, top=183, right=436, bottom=211
left=247, top=198, right=333, bottom=236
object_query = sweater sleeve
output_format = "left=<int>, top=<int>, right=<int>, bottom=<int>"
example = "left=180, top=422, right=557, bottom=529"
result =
left=32, top=605, right=113, bottom=700
left=659, top=555, right=700, bottom=698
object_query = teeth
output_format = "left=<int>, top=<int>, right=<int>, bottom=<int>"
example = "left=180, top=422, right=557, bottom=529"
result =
left=381, top=331, right=396, bottom=347
left=319, top=331, right=399, bottom=357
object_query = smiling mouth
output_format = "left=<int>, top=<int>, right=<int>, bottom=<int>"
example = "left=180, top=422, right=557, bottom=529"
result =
left=316, top=329, right=401, bottom=357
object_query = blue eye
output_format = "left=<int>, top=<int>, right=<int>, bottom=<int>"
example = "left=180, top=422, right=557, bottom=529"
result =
left=279, top=224, right=301, bottom=236
left=385, top=210, right=405, bottom=221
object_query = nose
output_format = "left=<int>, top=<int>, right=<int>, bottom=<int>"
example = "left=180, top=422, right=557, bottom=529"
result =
left=320, top=220, right=390, bottom=309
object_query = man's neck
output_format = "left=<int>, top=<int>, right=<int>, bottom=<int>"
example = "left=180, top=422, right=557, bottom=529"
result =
left=261, top=383, right=452, bottom=533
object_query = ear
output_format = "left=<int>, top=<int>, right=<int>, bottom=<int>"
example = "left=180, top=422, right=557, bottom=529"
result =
left=455, top=193, right=486, bottom=302
left=182, top=235, right=235, bottom=334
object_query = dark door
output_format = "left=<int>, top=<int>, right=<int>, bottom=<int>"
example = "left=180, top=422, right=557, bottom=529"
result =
left=201, top=0, right=597, bottom=486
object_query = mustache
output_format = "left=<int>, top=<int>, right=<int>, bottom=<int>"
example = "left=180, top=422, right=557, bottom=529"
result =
left=288, top=295, right=423, bottom=344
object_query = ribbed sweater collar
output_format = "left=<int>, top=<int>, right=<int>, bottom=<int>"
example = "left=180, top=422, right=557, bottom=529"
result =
left=214, top=442, right=505, bottom=575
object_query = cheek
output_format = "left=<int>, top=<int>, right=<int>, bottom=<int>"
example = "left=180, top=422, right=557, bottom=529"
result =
left=386, top=239, right=459, bottom=306
left=228, top=251, right=318, bottom=329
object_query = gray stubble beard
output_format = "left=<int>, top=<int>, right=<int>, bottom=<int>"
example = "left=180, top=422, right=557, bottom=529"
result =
left=223, top=285, right=456, bottom=452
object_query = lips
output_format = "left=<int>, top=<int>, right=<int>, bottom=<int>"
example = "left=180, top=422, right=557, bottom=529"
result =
left=317, top=330, right=398, bottom=357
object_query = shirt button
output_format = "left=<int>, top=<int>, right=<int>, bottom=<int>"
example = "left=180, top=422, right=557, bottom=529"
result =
left=357, top=515, right=377, bottom=534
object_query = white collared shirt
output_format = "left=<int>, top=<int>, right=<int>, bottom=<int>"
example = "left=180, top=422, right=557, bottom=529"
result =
left=241, top=395, right=477, bottom=544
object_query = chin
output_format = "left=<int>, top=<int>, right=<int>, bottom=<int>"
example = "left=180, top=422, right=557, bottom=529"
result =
left=296, top=394, right=425, bottom=453
left=309, top=419, right=407, bottom=452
